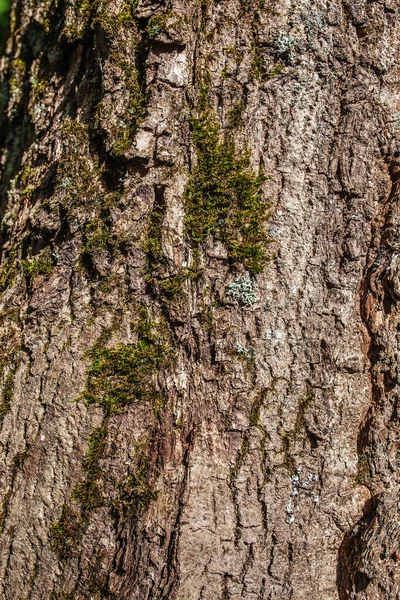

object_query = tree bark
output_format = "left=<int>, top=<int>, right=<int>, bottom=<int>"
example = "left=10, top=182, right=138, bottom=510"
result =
left=0, top=0, right=400, bottom=598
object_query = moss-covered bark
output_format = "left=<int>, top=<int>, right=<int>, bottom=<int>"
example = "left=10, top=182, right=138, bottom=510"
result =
left=0, top=1, right=399, bottom=599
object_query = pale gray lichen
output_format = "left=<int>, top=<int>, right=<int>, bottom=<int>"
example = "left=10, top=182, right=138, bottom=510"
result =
left=275, top=31, right=296, bottom=61
left=226, top=274, right=259, bottom=307
left=235, top=342, right=253, bottom=359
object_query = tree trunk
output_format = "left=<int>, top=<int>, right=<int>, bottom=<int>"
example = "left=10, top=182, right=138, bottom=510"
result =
left=0, top=0, right=399, bottom=598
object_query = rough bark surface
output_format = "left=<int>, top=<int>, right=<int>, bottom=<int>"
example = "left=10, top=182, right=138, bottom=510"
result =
left=0, top=0, right=400, bottom=598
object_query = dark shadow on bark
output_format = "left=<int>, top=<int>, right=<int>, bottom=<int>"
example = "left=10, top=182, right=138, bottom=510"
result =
left=337, top=495, right=380, bottom=599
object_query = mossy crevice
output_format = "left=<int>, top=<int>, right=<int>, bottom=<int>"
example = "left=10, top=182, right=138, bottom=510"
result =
left=0, top=364, right=16, bottom=430
left=117, top=445, right=158, bottom=520
left=51, top=306, right=169, bottom=563
left=0, top=250, right=17, bottom=293
left=21, top=247, right=54, bottom=283
left=73, top=420, right=109, bottom=512
left=280, top=382, right=316, bottom=474
left=294, top=380, right=315, bottom=434
left=145, top=184, right=203, bottom=307
left=94, top=4, right=170, bottom=157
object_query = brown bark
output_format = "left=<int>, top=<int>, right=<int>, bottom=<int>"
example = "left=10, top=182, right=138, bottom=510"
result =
left=0, top=0, right=399, bottom=598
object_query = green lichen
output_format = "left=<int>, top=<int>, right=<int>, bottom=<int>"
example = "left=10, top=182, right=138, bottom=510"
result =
left=185, top=84, right=270, bottom=273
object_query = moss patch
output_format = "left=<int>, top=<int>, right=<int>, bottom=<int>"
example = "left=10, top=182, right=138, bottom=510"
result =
left=355, top=453, right=371, bottom=486
left=118, top=446, right=158, bottom=519
left=0, top=366, right=16, bottom=429
left=0, top=251, right=17, bottom=293
left=21, top=247, right=54, bottom=283
left=73, top=421, right=109, bottom=511
left=57, top=118, right=101, bottom=211
left=185, top=84, right=270, bottom=273
left=50, top=503, right=82, bottom=560
left=80, top=323, right=169, bottom=416
left=94, top=5, right=169, bottom=156
left=51, top=306, right=169, bottom=562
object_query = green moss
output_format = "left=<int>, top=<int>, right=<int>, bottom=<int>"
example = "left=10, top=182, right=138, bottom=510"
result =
left=9, top=58, right=25, bottom=94
left=267, top=63, right=285, bottom=79
left=79, top=302, right=170, bottom=417
left=119, top=450, right=158, bottom=519
left=229, top=434, right=250, bottom=485
left=250, top=45, right=265, bottom=80
left=0, top=251, right=17, bottom=293
left=21, top=247, right=54, bottom=282
left=73, top=421, right=108, bottom=511
left=95, top=0, right=138, bottom=36
left=50, top=504, right=82, bottom=560
left=80, top=221, right=111, bottom=263
left=81, top=333, right=169, bottom=415
left=0, top=442, right=27, bottom=535
left=83, top=551, right=118, bottom=599
left=52, top=306, right=169, bottom=562
left=95, top=6, right=169, bottom=157
left=249, top=392, right=264, bottom=427
left=145, top=189, right=203, bottom=304
left=0, top=367, right=16, bottom=429
left=145, top=191, right=167, bottom=275
left=227, top=100, right=245, bottom=129
left=57, top=118, right=101, bottom=211
left=355, top=454, right=371, bottom=486
left=30, top=76, right=48, bottom=102
left=51, top=422, right=109, bottom=558
left=62, top=0, right=100, bottom=41
left=185, top=84, right=270, bottom=273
